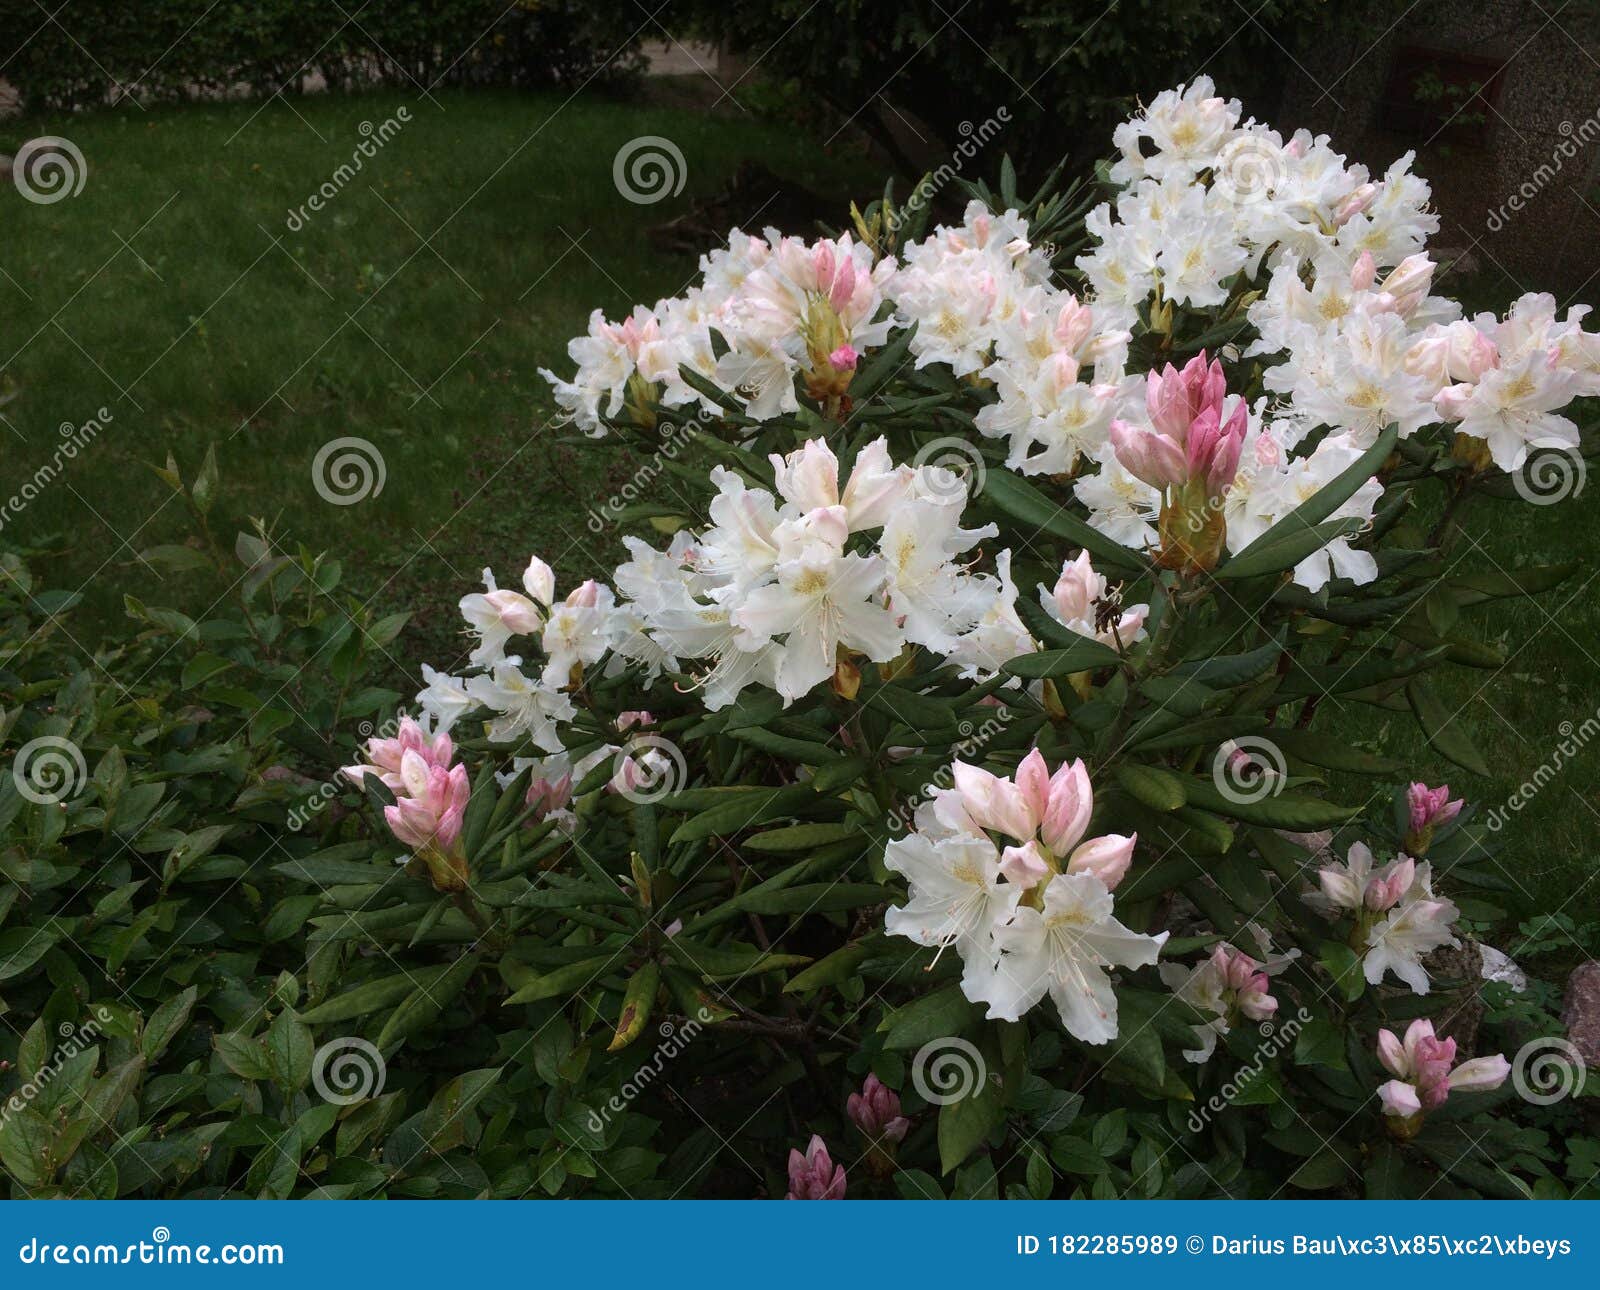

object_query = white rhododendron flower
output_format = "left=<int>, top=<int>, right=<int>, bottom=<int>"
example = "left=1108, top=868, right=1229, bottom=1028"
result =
left=884, top=751, right=1165, bottom=1043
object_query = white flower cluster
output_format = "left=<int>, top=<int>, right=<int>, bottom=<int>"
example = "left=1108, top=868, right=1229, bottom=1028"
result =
left=608, top=436, right=1024, bottom=708
left=883, top=752, right=1165, bottom=1045
left=539, top=229, right=894, bottom=432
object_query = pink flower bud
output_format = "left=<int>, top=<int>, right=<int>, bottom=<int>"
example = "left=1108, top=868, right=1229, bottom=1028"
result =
left=846, top=1074, right=910, bottom=1144
left=1350, top=251, right=1377, bottom=291
left=1065, top=833, right=1136, bottom=891
left=827, top=343, right=859, bottom=372
left=786, top=1134, right=846, bottom=1200
left=1000, top=840, right=1052, bottom=890
left=1039, top=758, right=1093, bottom=856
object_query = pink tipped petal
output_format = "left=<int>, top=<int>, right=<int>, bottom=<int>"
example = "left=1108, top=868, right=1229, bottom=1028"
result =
left=999, top=840, right=1052, bottom=890
left=1065, top=832, right=1135, bottom=891
left=1015, top=749, right=1052, bottom=821
left=1376, top=1028, right=1408, bottom=1078
left=1041, top=759, right=1093, bottom=855
left=1447, top=1054, right=1511, bottom=1093
left=1377, top=1079, right=1423, bottom=1118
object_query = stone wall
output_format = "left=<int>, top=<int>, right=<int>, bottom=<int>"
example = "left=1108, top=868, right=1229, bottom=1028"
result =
left=1275, top=0, right=1600, bottom=294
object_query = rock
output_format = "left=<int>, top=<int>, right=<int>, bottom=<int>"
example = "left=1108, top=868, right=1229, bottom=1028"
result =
left=1432, top=245, right=1481, bottom=280
left=1479, top=943, right=1527, bottom=992
left=1561, top=961, right=1600, bottom=1068
left=1423, top=940, right=1484, bottom=1055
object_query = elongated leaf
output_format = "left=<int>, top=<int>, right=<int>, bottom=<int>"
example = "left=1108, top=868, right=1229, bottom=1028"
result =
left=1405, top=678, right=1489, bottom=776
left=1214, top=516, right=1366, bottom=581
left=1002, top=639, right=1122, bottom=679
left=1227, top=423, right=1398, bottom=561
left=981, top=469, right=1143, bottom=571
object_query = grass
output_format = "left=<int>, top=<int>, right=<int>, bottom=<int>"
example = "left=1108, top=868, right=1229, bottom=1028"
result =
left=1, top=84, right=877, bottom=661
left=2, top=85, right=1596, bottom=934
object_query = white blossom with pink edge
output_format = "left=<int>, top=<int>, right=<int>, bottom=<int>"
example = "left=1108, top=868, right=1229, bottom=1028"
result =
left=884, top=750, right=1165, bottom=1043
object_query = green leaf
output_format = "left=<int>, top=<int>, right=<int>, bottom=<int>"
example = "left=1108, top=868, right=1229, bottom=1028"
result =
left=1288, top=1148, right=1352, bottom=1191
left=1002, top=639, right=1123, bottom=679
left=1226, top=423, right=1398, bottom=562
left=142, top=986, right=197, bottom=1064
left=938, top=1063, right=1003, bottom=1174
left=981, top=468, right=1144, bottom=572
left=742, top=822, right=860, bottom=853
left=376, top=953, right=480, bottom=1051
left=1214, top=516, right=1366, bottom=581
left=1293, top=1018, right=1349, bottom=1071
left=881, top=984, right=975, bottom=1050
left=1406, top=678, right=1489, bottom=776
left=1318, top=941, right=1366, bottom=1003
left=1114, top=762, right=1186, bottom=811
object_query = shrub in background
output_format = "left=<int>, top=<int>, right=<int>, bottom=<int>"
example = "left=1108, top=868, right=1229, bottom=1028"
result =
left=0, top=1, right=645, bottom=112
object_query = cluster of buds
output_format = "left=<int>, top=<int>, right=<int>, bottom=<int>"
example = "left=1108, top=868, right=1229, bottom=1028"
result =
left=785, top=1134, right=847, bottom=1200
left=1376, top=1019, right=1509, bottom=1139
left=342, top=717, right=471, bottom=893
left=955, top=751, right=1136, bottom=902
left=1206, top=945, right=1279, bottom=1022
left=1403, top=781, right=1463, bottom=855
left=847, top=1074, right=910, bottom=1176
left=1110, top=352, right=1246, bottom=574
left=795, top=242, right=866, bottom=406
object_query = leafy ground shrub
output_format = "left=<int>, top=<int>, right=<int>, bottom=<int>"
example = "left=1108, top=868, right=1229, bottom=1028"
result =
left=4, top=80, right=1599, bottom=1200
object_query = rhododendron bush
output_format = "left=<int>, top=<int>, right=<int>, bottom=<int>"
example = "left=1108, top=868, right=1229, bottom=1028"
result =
left=332, top=82, right=1597, bottom=1198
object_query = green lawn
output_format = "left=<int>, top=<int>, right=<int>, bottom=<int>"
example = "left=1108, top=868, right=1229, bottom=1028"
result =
left=3, top=86, right=1596, bottom=932
left=1, top=84, right=875, bottom=661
